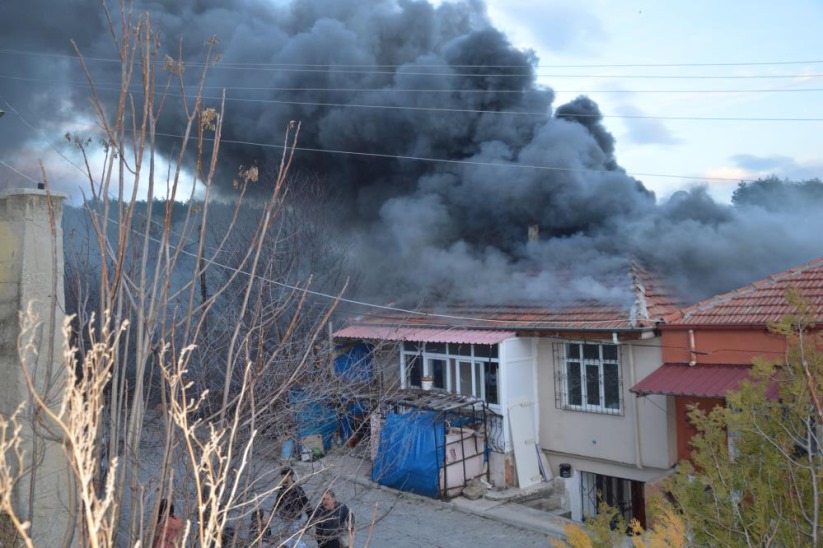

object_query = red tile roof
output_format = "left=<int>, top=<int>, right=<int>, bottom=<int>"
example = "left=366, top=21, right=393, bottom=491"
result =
left=353, top=302, right=643, bottom=331
left=337, top=261, right=682, bottom=334
left=669, top=256, right=823, bottom=326
left=631, top=363, right=755, bottom=398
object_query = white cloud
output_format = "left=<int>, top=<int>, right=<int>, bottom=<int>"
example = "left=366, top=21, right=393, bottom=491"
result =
left=615, top=105, right=681, bottom=145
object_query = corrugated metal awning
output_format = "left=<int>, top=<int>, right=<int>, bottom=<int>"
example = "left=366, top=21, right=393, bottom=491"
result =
left=333, top=325, right=515, bottom=345
left=630, top=363, right=755, bottom=398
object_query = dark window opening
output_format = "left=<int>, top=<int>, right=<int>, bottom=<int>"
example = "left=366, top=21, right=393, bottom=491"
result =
left=581, top=471, right=646, bottom=529
left=406, top=355, right=422, bottom=388
left=432, top=359, right=446, bottom=389
left=484, top=361, right=499, bottom=405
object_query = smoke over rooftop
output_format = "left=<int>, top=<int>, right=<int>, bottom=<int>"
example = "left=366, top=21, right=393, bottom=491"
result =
left=1, top=0, right=821, bottom=307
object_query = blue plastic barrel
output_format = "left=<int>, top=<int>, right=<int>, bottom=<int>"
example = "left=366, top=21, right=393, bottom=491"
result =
left=280, top=439, right=295, bottom=459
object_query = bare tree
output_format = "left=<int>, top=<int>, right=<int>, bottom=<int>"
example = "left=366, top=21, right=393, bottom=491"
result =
left=0, top=2, right=358, bottom=546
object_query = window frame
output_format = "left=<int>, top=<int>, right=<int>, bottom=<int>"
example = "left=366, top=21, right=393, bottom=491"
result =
left=401, top=342, right=499, bottom=405
left=555, top=341, right=623, bottom=415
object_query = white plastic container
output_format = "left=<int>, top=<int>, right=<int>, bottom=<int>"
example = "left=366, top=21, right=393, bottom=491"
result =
left=439, top=428, right=485, bottom=497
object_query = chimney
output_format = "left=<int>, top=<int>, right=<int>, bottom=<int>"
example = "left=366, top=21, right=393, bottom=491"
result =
left=528, top=223, right=539, bottom=243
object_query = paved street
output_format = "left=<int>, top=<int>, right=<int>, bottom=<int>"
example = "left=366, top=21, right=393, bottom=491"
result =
left=284, top=454, right=555, bottom=548
left=139, top=412, right=559, bottom=547
left=341, top=487, right=552, bottom=547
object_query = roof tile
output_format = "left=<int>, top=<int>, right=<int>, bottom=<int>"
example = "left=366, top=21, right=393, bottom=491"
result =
left=670, top=256, right=823, bottom=326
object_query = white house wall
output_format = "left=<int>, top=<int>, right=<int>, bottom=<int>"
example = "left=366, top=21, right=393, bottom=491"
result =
left=499, top=337, right=537, bottom=453
left=628, top=342, right=677, bottom=470
left=535, top=336, right=676, bottom=480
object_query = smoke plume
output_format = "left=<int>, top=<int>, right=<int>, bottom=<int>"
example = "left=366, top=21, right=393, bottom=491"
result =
left=1, top=0, right=821, bottom=307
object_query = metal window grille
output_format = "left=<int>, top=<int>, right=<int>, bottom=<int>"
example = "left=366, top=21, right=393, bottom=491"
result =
left=553, top=342, right=623, bottom=416
left=581, top=471, right=634, bottom=524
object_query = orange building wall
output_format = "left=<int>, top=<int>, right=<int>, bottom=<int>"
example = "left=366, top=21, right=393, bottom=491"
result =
left=661, top=327, right=786, bottom=366
left=664, top=327, right=786, bottom=463
left=675, top=396, right=725, bottom=462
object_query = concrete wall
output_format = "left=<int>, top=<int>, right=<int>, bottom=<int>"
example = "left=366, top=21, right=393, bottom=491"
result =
left=536, top=336, right=676, bottom=479
left=0, top=189, right=74, bottom=546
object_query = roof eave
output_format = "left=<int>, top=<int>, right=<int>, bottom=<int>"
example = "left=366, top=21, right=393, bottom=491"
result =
left=660, top=322, right=773, bottom=331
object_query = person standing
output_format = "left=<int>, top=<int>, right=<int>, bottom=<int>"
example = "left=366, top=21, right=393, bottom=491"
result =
left=152, top=498, right=184, bottom=548
left=272, top=467, right=310, bottom=547
left=314, top=489, right=354, bottom=548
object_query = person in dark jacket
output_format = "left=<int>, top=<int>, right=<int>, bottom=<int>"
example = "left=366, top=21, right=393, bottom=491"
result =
left=272, top=467, right=310, bottom=547
left=314, top=489, right=354, bottom=548
left=274, top=467, right=310, bottom=520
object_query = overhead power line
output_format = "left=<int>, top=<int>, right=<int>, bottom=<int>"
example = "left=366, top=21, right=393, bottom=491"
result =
left=0, top=97, right=796, bottom=186
left=0, top=159, right=40, bottom=183
left=1, top=47, right=822, bottom=69
left=0, top=156, right=647, bottom=326
left=174, top=94, right=823, bottom=122
left=5, top=77, right=818, bottom=122
left=0, top=98, right=805, bottom=327
left=3, top=72, right=822, bottom=95
left=160, top=132, right=755, bottom=183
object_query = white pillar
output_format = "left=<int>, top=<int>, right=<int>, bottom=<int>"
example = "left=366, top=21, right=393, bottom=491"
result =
left=0, top=189, right=74, bottom=546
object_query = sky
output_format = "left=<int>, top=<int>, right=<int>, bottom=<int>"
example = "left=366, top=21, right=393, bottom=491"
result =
left=1, top=0, right=823, bottom=306
left=1, top=0, right=820, bottom=202
left=484, top=0, right=823, bottom=202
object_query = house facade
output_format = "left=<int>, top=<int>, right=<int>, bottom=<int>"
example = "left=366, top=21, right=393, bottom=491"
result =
left=334, top=265, right=680, bottom=525
left=632, top=256, right=823, bottom=463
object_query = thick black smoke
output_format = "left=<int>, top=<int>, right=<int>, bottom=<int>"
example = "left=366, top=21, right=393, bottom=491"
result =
left=1, top=0, right=821, bottom=306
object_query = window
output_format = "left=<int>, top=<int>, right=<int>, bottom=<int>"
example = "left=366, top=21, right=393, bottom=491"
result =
left=555, top=342, right=622, bottom=415
left=581, top=471, right=643, bottom=527
left=401, top=342, right=500, bottom=404
left=484, top=361, right=499, bottom=405
left=404, top=353, right=422, bottom=388
left=430, top=358, right=446, bottom=389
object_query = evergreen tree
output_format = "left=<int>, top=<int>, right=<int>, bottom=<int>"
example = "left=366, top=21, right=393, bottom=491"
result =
left=667, top=289, right=823, bottom=546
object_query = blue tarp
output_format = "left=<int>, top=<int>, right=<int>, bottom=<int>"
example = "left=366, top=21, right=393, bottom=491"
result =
left=289, top=388, right=338, bottom=451
left=339, top=400, right=370, bottom=443
left=333, top=343, right=374, bottom=382
left=372, top=411, right=445, bottom=498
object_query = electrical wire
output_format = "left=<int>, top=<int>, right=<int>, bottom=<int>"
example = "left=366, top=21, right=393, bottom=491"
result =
left=1, top=99, right=89, bottom=176
left=0, top=111, right=785, bottom=187
left=1, top=154, right=811, bottom=333
left=0, top=101, right=673, bottom=327
left=2, top=47, right=822, bottom=70
left=156, top=131, right=771, bottom=183
left=0, top=159, right=39, bottom=184
left=0, top=102, right=652, bottom=326
left=4, top=72, right=822, bottom=95
left=145, top=93, right=823, bottom=122
left=4, top=74, right=820, bottom=122
left=0, top=101, right=817, bottom=328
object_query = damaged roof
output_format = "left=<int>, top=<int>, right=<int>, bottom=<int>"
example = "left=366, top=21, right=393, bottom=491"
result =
left=336, top=261, right=681, bottom=335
